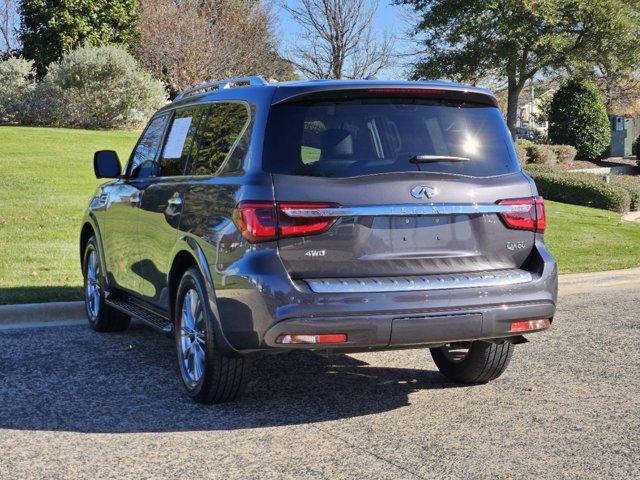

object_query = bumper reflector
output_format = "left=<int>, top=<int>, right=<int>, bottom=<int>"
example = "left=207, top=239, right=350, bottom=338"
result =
left=509, top=318, right=551, bottom=332
left=276, top=334, right=347, bottom=344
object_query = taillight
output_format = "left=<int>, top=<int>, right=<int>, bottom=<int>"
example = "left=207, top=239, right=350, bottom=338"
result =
left=233, top=201, right=338, bottom=243
left=276, top=333, right=347, bottom=344
left=232, top=202, right=278, bottom=242
left=278, top=202, right=336, bottom=238
left=498, top=196, right=546, bottom=233
left=509, top=318, right=551, bottom=332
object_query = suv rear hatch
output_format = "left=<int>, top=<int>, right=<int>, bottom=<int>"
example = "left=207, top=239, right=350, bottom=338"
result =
left=256, top=88, right=542, bottom=285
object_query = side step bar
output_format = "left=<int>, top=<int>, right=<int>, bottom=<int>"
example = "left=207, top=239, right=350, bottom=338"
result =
left=106, top=295, right=173, bottom=333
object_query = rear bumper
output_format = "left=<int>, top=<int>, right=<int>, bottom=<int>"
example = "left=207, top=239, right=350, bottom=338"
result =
left=263, top=302, right=554, bottom=350
left=214, top=240, right=557, bottom=353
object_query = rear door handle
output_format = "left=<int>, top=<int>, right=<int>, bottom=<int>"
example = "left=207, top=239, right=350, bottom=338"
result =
left=167, top=195, right=183, bottom=207
left=130, top=192, right=141, bottom=205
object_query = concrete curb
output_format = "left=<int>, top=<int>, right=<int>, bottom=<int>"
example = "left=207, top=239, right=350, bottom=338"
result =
left=0, top=301, right=85, bottom=330
left=558, top=267, right=640, bottom=295
left=0, top=267, right=638, bottom=329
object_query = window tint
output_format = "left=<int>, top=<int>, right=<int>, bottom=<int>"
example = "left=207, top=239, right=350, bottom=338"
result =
left=190, top=102, right=249, bottom=176
left=263, top=99, right=519, bottom=178
left=159, top=107, right=203, bottom=177
left=129, top=115, right=169, bottom=179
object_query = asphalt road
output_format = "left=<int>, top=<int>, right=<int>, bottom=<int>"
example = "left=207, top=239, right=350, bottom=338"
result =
left=1, top=286, right=639, bottom=479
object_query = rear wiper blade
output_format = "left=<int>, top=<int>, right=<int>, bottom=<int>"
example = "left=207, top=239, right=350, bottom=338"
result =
left=409, top=155, right=470, bottom=163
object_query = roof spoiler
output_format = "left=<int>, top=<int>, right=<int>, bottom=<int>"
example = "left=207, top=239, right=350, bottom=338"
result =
left=271, top=84, right=498, bottom=108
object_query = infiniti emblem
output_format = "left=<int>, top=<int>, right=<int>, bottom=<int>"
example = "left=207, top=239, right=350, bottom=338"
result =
left=410, top=185, right=436, bottom=199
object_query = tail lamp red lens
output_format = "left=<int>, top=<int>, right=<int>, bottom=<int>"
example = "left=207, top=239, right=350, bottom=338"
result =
left=276, top=334, right=347, bottom=344
left=509, top=318, right=551, bottom=332
left=498, top=196, right=546, bottom=233
left=233, top=202, right=338, bottom=243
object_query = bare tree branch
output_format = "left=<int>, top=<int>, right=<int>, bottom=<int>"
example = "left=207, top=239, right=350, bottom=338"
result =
left=0, top=0, right=18, bottom=55
left=136, top=0, right=295, bottom=97
left=282, top=0, right=396, bottom=79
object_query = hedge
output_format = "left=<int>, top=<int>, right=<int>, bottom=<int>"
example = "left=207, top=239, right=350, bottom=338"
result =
left=525, top=167, right=632, bottom=213
left=514, top=139, right=533, bottom=164
left=527, top=144, right=556, bottom=165
left=550, top=145, right=577, bottom=163
left=610, top=175, right=640, bottom=211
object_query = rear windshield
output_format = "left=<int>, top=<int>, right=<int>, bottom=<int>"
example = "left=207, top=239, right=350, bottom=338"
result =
left=262, top=98, right=520, bottom=178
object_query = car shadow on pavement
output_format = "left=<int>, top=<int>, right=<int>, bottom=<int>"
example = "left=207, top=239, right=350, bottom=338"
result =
left=0, top=322, right=468, bottom=433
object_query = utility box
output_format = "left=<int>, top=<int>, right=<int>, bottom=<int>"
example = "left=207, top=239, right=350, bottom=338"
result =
left=610, top=115, right=634, bottom=157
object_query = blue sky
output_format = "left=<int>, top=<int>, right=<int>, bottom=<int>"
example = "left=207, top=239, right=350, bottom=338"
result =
left=2, top=0, right=418, bottom=79
left=277, top=0, right=417, bottom=80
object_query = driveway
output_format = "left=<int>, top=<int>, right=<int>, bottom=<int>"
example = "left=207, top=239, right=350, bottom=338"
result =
left=0, top=285, right=638, bottom=479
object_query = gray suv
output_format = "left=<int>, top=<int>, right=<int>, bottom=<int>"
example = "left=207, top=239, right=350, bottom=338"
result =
left=81, top=77, right=557, bottom=403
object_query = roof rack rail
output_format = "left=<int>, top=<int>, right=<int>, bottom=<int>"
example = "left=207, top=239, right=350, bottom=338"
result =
left=174, top=76, right=267, bottom=101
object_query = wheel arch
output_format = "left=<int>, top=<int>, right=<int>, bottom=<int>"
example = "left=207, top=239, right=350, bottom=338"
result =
left=168, top=238, right=240, bottom=356
left=80, top=222, right=95, bottom=265
left=168, top=250, right=198, bottom=321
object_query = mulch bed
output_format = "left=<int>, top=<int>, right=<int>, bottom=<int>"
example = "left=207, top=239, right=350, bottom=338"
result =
left=556, top=157, right=639, bottom=171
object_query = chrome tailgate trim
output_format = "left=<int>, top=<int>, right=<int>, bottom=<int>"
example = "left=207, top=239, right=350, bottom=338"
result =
left=281, top=203, right=531, bottom=218
left=305, top=269, right=533, bottom=294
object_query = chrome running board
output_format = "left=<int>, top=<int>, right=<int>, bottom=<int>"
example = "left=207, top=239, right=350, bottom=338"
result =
left=305, top=269, right=533, bottom=294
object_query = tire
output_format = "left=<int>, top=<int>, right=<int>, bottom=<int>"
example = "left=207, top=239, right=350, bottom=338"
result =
left=430, top=340, right=514, bottom=383
left=174, top=266, right=250, bottom=403
left=82, top=236, right=130, bottom=332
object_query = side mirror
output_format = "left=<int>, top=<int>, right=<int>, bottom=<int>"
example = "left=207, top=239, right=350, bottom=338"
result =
left=94, top=150, right=122, bottom=179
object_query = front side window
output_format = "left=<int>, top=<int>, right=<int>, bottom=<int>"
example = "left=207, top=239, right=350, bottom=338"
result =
left=129, top=115, right=169, bottom=179
left=190, top=102, right=249, bottom=176
left=158, top=107, right=203, bottom=177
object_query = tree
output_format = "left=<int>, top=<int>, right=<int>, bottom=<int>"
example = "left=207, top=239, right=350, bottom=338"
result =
left=23, top=44, right=165, bottom=129
left=548, top=79, right=611, bottom=160
left=282, top=0, right=395, bottom=79
left=19, top=0, right=139, bottom=77
left=0, top=0, right=18, bottom=56
left=399, top=0, right=640, bottom=137
left=137, top=0, right=294, bottom=97
left=0, top=56, right=34, bottom=119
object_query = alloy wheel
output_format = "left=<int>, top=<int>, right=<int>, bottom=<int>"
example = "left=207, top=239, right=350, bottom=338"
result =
left=179, top=288, right=207, bottom=387
left=85, top=250, right=101, bottom=320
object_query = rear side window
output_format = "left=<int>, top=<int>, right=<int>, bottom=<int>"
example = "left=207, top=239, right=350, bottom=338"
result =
left=189, top=102, right=249, bottom=176
left=129, top=115, right=169, bottom=178
left=263, top=99, right=519, bottom=178
left=158, top=107, right=204, bottom=177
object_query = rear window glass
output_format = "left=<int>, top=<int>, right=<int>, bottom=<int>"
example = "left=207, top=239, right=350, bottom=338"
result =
left=263, top=99, right=519, bottom=178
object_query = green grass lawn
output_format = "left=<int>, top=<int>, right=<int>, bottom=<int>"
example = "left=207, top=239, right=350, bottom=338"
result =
left=544, top=200, right=640, bottom=273
left=1, top=125, right=640, bottom=304
left=0, top=126, right=139, bottom=304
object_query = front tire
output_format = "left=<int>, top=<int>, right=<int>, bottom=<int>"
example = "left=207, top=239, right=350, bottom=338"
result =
left=82, top=237, right=130, bottom=332
left=174, top=266, right=250, bottom=403
left=430, top=341, right=514, bottom=383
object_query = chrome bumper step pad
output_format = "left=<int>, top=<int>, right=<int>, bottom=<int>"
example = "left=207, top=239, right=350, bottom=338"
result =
left=305, top=269, right=533, bottom=294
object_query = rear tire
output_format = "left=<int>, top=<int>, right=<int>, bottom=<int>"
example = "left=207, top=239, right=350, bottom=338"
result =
left=174, top=266, right=250, bottom=403
left=82, top=237, right=130, bottom=332
left=430, top=341, right=514, bottom=383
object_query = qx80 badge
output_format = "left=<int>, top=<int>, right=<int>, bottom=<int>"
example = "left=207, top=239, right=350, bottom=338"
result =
left=410, top=185, right=437, bottom=199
